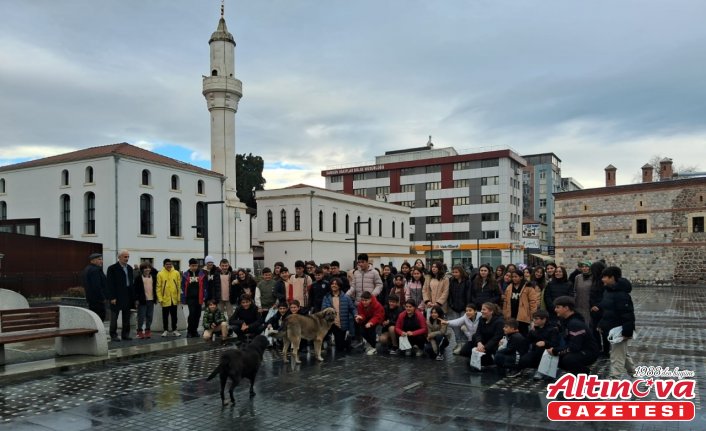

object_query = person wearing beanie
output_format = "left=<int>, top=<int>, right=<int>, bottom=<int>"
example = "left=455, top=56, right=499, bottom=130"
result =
left=83, top=252, right=107, bottom=321
left=573, top=260, right=593, bottom=323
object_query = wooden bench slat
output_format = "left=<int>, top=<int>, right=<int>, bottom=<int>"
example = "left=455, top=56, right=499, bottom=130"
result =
left=1, top=312, right=59, bottom=321
left=0, top=306, right=59, bottom=316
left=0, top=328, right=98, bottom=345
left=2, top=315, right=59, bottom=325
left=1, top=322, right=60, bottom=332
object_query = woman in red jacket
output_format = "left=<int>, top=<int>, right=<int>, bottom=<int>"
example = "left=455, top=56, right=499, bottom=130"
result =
left=395, top=299, right=428, bottom=357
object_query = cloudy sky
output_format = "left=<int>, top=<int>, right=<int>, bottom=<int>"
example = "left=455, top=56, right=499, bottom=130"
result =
left=1, top=0, right=705, bottom=189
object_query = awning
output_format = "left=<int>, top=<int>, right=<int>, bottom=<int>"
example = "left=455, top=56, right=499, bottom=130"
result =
left=530, top=253, right=555, bottom=262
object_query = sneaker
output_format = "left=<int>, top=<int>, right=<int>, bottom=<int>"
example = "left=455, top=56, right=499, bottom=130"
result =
left=145, top=330, right=152, bottom=339
left=172, top=331, right=181, bottom=337
left=533, top=371, right=543, bottom=380
left=136, top=331, right=144, bottom=339
left=162, top=331, right=169, bottom=337
left=413, top=346, right=424, bottom=357
left=453, top=345, right=463, bottom=355
left=122, top=336, right=133, bottom=341
left=389, top=348, right=399, bottom=356
left=404, top=349, right=412, bottom=357
left=507, top=369, right=523, bottom=378
left=366, top=346, right=377, bottom=356
left=436, top=354, right=444, bottom=361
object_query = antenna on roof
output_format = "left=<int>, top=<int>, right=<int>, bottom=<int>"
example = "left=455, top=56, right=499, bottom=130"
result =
left=426, top=135, right=433, bottom=148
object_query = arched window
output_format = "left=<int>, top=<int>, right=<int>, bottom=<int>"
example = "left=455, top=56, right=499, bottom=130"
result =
left=332, top=212, right=337, bottom=233
left=266, top=210, right=273, bottom=232
left=60, top=194, right=70, bottom=235
left=212, top=69, right=218, bottom=76
left=196, top=202, right=205, bottom=238
left=280, top=209, right=287, bottom=231
left=61, top=169, right=69, bottom=186
left=140, top=194, right=153, bottom=235
left=169, top=198, right=181, bottom=237
left=345, top=214, right=350, bottom=234
left=392, top=221, right=396, bottom=238
left=378, top=219, right=383, bottom=236
left=401, top=222, right=405, bottom=239
left=0, top=201, right=6, bottom=220
left=368, top=217, right=372, bottom=235
left=85, top=166, right=94, bottom=184
left=141, top=169, right=151, bottom=186
left=171, top=175, right=180, bottom=190
left=294, top=208, right=301, bottom=231
left=319, top=210, right=324, bottom=232
left=197, top=180, right=205, bottom=194
left=0, top=178, right=5, bottom=193
left=84, top=192, right=95, bottom=234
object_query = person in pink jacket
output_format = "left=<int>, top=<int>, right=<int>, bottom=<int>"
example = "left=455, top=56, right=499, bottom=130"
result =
left=355, top=291, right=385, bottom=355
left=395, top=299, right=428, bottom=357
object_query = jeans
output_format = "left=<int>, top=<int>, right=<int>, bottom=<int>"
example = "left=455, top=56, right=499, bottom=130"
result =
left=162, top=305, right=178, bottom=332
left=186, top=300, right=201, bottom=335
left=137, top=300, right=154, bottom=331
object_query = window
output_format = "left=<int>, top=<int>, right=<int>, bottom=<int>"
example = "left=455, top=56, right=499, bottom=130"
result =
left=376, top=171, right=389, bottom=178
left=85, top=167, right=94, bottom=184
left=426, top=165, right=441, bottom=173
left=212, top=69, right=218, bottom=76
left=539, top=170, right=546, bottom=180
left=693, top=217, right=704, bottom=233
left=400, top=184, right=415, bottom=193
left=332, top=212, right=337, bottom=233
left=453, top=232, right=470, bottom=240
left=636, top=219, right=647, bottom=234
left=0, top=178, right=5, bottom=193
left=481, top=194, right=499, bottom=204
left=376, top=186, right=390, bottom=195
left=481, top=212, right=499, bottom=221
left=401, top=167, right=415, bottom=176
left=379, top=218, right=383, bottom=236
left=580, top=222, right=591, bottom=237
left=353, top=173, right=366, bottom=181
left=453, top=179, right=469, bottom=188
left=482, top=230, right=499, bottom=239
left=426, top=199, right=439, bottom=207
left=140, top=194, right=153, bottom=235
left=399, top=201, right=416, bottom=208
left=197, top=180, right=205, bottom=194
left=454, top=197, right=470, bottom=206
left=294, top=208, right=301, bottom=231
left=539, top=199, right=547, bottom=208
left=61, top=169, right=70, bottom=186
left=454, top=214, right=470, bottom=223
left=346, top=214, right=350, bottom=234
left=480, top=158, right=499, bottom=167
left=169, top=198, right=181, bottom=236
left=353, top=188, right=366, bottom=197
left=141, top=169, right=150, bottom=186
left=481, top=176, right=499, bottom=186
left=368, top=217, right=372, bottom=235
left=280, top=209, right=288, bottom=231
left=454, top=161, right=472, bottom=170
left=267, top=210, right=273, bottom=232
left=539, top=214, right=547, bottom=223
left=425, top=182, right=441, bottom=190
left=84, top=192, right=95, bottom=234
left=196, top=202, right=205, bottom=238
left=60, top=194, right=70, bottom=235
left=171, top=175, right=180, bottom=190
left=426, top=216, right=442, bottom=224
left=0, top=201, right=6, bottom=220
left=330, top=175, right=342, bottom=183
left=410, top=217, right=415, bottom=226
left=392, top=221, right=396, bottom=238
left=480, top=249, right=502, bottom=268
left=319, top=210, right=324, bottom=232
left=401, top=223, right=404, bottom=238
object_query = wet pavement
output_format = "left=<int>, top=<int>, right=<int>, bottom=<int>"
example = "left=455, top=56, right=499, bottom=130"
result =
left=0, top=286, right=704, bottom=430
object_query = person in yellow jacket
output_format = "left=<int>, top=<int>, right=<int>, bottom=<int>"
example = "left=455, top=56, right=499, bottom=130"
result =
left=157, top=258, right=182, bottom=337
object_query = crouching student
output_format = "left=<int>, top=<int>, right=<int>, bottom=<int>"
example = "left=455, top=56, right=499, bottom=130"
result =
left=548, top=296, right=599, bottom=375
left=395, top=299, right=428, bottom=357
left=354, top=291, right=385, bottom=356
left=494, top=318, right=530, bottom=376
left=470, top=302, right=505, bottom=368
left=322, top=278, right=357, bottom=352
left=265, top=302, right=290, bottom=349
left=443, top=303, right=480, bottom=356
left=378, top=294, right=403, bottom=354
left=425, top=305, right=450, bottom=360
left=202, top=299, right=228, bottom=341
left=228, top=294, right=263, bottom=343
left=517, top=309, right=559, bottom=379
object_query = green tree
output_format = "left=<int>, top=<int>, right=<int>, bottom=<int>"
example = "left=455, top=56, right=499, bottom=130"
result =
left=236, top=153, right=266, bottom=208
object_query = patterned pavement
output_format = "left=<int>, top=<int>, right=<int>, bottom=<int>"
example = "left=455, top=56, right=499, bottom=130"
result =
left=0, top=286, right=703, bottom=430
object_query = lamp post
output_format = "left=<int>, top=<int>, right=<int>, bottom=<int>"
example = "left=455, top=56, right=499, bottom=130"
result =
left=345, top=220, right=370, bottom=265
left=192, top=200, right=224, bottom=260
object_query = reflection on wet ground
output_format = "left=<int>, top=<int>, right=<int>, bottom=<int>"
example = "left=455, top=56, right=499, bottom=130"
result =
left=0, top=286, right=703, bottom=430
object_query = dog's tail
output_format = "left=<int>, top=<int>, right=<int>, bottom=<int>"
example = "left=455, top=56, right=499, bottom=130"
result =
left=206, top=363, right=221, bottom=381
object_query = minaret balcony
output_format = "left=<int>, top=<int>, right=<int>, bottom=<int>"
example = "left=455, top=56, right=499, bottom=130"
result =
left=202, top=76, right=242, bottom=97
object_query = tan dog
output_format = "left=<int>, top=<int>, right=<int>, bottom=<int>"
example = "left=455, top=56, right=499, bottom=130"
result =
left=274, top=307, right=337, bottom=363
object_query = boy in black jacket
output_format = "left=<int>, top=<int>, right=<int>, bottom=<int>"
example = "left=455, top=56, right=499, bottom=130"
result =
left=309, top=268, right=331, bottom=313
left=378, top=293, right=403, bottom=354
left=596, top=266, right=636, bottom=378
left=228, top=294, right=263, bottom=343
left=517, top=309, right=559, bottom=378
left=494, top=318, right=530, bottom=376
left=549, top=296, right=599, bottom=374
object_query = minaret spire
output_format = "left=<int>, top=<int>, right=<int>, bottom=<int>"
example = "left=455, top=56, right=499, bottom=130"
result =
left=221, top=0, right=224, bottom=18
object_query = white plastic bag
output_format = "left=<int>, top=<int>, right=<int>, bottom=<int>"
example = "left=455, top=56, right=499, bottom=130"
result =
left=399, top=335, right=412, bottom=351
left=607, top=326, right=637, bottom=344
left=470, top=347, right=485, bottom=370
left=264, top=307, right=277, bottom=323
left=538, top=350, right=559, bottom=378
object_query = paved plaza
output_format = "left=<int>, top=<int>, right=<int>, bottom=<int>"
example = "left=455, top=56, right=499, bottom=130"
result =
left=0, top=286, right=704, bottom=430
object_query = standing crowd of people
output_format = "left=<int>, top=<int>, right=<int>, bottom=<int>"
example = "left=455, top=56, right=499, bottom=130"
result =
left=83, top=251, right=637, bottom=379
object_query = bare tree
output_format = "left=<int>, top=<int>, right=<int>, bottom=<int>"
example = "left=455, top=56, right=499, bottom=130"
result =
left=631, top=155, right=699, bottom=183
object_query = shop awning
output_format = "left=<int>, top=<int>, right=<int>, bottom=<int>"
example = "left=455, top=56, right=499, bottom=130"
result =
left=530, top=253, right=555, bottom=262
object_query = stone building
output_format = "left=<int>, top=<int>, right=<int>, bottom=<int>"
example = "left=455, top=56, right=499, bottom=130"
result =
left=554, top=159, right=706, bottom=285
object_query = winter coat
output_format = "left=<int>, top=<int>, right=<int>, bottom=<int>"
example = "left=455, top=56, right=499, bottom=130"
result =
left=202, top=308, right=226, bottom=329
left=503, top=282, right=539, bottom=324
left=471, top=314, right=505, bottom=354
left=527, top=323, right=559, bottom=352
left=257, top=279, right=277, bottom=309
left=446, top=313, right=480, bottom=341
left=423, top=276, right=449, bottom=311
left=106, top=262, right=135, bottom=307
left=597, top=278, right=636, bottom=338
left=356, top=295, right=385, bottom=326
left=426, top=318, right=450, bottom=339
left=545, top=279, right=575, bottom=318
left=229, top=305, right=260, bottom=326
left=204, top=266, right=222, bottom=302
left=134, top=269, right=158, bottom=305
left=447, top=277, right=471, bottom=313
left=322, top=293, right=357, bottom=334
left=555, top=312, right=599, bottom=357
left=83, top=263, right=106, bottom=304
left=405, top=279, right=425, bottom=310
left=287, top=275, right=312, bottom=307
left=498, top=332, right=530, bottom=357
left=471, top=278, right=502, bottom=309
left=181, top=270, right=207, bottom=305
left=572, top=275, right=592, bottom=321
left=348, top=267, right=383, bottom=303
left=383, top=305, right=403, bottom=328
left=395, top=309, right=428, bottom=337
left=156, top=268, right=181, bottom=307
left=233, top=275, right=257, bottom=304
left=309, top=279, right=331, bottom=312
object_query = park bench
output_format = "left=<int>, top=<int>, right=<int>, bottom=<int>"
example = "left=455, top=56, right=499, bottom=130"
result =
left=0, top=306, right=104, bottom=365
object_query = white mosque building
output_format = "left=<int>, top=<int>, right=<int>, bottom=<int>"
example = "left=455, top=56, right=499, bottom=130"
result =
left=0, top=13, right=253, bottom=270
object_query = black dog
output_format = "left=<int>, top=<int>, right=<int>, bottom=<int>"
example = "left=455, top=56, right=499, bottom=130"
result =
left=207, top=334, right=269, bottom=406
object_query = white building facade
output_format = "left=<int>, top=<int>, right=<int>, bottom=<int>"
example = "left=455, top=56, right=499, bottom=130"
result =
left=255, top=185, right=411, bottom=269
left=0, top=144, right=226, bottom=269
left=322, top=144, right=526, bottom=269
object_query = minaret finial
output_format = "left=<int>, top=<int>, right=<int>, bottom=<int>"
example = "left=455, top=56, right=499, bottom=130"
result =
left=221, top=0, right=224, bottom=18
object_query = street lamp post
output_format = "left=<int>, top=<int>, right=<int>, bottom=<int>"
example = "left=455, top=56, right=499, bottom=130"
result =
left=192, top=200, right=224, bottom=259
left=345, top=220, right=370, bottom=265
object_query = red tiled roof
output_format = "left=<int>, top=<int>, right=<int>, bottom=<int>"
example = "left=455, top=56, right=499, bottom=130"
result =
left=0, top=143, right=222, bottom=177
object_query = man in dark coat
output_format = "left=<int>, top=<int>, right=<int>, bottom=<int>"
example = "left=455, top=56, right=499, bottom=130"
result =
left=83, top=252, right=107, bottom=321
left=106, top=250, right=135, bottom=341
left=596, top=266, right=636, bottom=378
